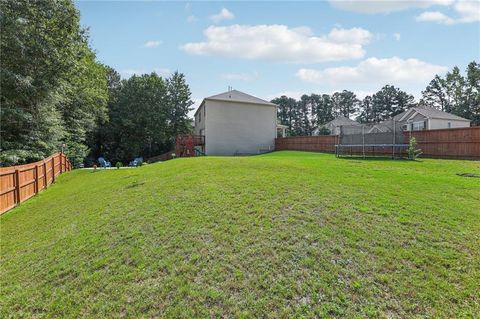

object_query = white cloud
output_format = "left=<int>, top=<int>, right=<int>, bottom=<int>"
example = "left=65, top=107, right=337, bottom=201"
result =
left=210, top=8, right=235, bottom=23
left=181, top=25, right=373, bottom=63
left=416, top=11, right=455, bottom=23
left=221, top=71, right=259, bottom=81
left=144, top=40, right=162, bottom=48
left=329, top=0, right=454, bottom=14
left=121, top=68, right=171, bottom=78
left=416, top=0, right=480, bottom=24
left=296, top=57, right=448, bottom=88
left=393, top=32, right=401, bottom=41
left=454, top=0, right=480, bottom=23
left=329, top=0, right=479, bottom=24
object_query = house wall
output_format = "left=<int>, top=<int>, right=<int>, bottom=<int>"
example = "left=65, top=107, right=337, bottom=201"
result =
left=429, top=118, right=470, bottom=130
left=203, top=100, right=276, bottom=156
left=194, top=103, right=205, bottom=136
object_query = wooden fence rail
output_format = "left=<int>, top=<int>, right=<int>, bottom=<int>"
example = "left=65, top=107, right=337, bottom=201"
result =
left=275, top=127, right=480, bottom=160
left=0, top=152, right=72, bottom=214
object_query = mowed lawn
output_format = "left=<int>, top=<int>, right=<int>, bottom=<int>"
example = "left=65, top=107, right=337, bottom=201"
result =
left=1, top=151, right=479, bottom=318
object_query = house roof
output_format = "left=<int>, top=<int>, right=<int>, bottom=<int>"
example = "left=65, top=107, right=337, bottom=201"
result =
left=397, top=106, right=470, bottom=122
left=324, top=116, right=360, bottom=127
left=194, top=90, right=276, bottom=116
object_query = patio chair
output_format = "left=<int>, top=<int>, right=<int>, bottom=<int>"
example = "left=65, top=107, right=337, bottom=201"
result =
left=129, top=157, right=144, bottom=167
left=98, top=157, right=111, bottom=168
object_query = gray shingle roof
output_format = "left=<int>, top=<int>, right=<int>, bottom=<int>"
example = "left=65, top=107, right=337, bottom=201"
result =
left=325, top=116, right=360, bottom=126
left=397, top=106, right=470, bottom=122
left=205, top=90, right=276, bottom=106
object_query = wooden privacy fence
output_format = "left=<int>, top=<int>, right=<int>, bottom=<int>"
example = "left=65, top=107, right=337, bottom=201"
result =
left=0, top=152, right=72, bottom=214
left=407, top=127, right=480, bottom=160
left=275, top=135, right=337, bottom=153
left=275, top=127, right=480, bottom=160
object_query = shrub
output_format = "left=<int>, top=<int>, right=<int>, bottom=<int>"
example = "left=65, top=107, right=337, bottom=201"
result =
left=408, top=137, right=422, bottom=160
left=115, top=161, right=123, bottom=169
left=318, top=127, right=331, bottom=135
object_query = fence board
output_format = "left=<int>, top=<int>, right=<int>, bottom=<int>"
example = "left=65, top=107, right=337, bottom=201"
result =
left=0, top=152, right=72, bottom=214
left=275, top=127, right=480, bottom=160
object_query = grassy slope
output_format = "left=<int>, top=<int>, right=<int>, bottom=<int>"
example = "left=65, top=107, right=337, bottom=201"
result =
left=1, top=151, right=479, bottom=318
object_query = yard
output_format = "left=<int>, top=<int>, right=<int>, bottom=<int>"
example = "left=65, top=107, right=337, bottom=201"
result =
left=1, top=151, right=479, bottom=318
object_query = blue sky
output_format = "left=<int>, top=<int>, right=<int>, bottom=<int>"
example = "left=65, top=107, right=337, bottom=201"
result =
left=76, top=0, right=480, bottom=111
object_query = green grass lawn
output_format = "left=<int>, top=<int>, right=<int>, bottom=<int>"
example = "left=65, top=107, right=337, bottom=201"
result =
left=1, top=151, right=479, bottom=318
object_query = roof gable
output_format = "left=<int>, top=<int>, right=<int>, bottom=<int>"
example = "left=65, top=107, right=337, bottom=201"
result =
left=325, top=116, right=360, bottom=127
left=205, top=90, right=276, bottom=106
left=399, top=106, right=470, bottom=122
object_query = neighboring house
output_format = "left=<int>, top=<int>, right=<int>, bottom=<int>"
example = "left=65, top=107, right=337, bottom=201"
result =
left=393, top=105, right=470, bottom=131
left=193, top=89, right=282, bottom=156
left=313, top=116, right=360, bottom=135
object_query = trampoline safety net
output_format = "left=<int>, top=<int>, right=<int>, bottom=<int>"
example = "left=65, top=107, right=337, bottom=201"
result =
left=335, top=120, right=408, bottom=158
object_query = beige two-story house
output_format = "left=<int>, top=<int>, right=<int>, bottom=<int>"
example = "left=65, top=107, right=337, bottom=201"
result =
left=194, top=90, right=282, bottom=156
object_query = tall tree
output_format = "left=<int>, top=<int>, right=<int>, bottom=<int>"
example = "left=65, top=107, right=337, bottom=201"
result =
left=465, top=62, right=480, bottom=125
left=312, top=94, right=334, bottom=126
left=297, top=95, right=312, bottom=135
left=370, top=85, right=414, bottom=122
left=107, top=73, right=169, bottom=162
left=166, top=71, right=195, bottom=141
left=0, top=0, right=83, bottom=165
left=332, top=90, right=359, bottom=118
left=271, top=96, right=297, bottom=135
left=60, top=43, right=109, bottom=167
left=445, top=66, right=469, bottom=119
left=357, top=96, right=374, bottom=123
left=422, top=75, right=449, bottom=112
left=421, top=62, right=480, bottom=125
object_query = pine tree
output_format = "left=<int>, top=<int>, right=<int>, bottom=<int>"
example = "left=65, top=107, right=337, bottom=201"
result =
left=166, top=71, right=195, bottom=141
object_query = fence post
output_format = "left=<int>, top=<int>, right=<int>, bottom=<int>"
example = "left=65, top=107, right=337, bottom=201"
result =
left=34, top=165, right=39, bottom=194
left=43, top=161, right=47, bottom=188
left=14, top=169, right=21, bottom=205
left=52, top=157, right=55, bottom=183
left=60, top=153, right=63, bottom=173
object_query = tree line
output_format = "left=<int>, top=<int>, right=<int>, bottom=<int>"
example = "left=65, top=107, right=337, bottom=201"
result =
left=1, top=0, right=193, bottom=167
left=272, top=62, right=480, bottom=136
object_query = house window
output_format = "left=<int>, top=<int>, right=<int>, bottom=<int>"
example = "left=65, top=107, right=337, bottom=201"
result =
left=448, top=122, right=451, bottom=128
left=199, top=110, right=202, bottom=122
left=412, top=121, right=426, bottom=131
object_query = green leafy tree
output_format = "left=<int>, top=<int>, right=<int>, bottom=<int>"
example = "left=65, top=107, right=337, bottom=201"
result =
left=103, top=73, right=169, bottom=162
left=332, top=90, right=359, bottom=118
left=298, top=95, right=313, bottom=135
left=465, top=62, right=480, bottom=125
left=0, top=0, right=82, bottom=165
left=370, top=85, right=414, bottom=122
left=357, top=96, right=374, bottom=123
left=166, top=71, right=195, bottom=141
left=422, top=62, right=479, bottom=125
left=422, top=75, right=449, bottom=112
left=60, top=44, right=108, bottom=167
left=271, top=96, right=297, bottom=135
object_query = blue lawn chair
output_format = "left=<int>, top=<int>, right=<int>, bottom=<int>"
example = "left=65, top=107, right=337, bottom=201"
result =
left=129, top=157, right=143, bottom=167
left=98, top=157, right=111, bottom=168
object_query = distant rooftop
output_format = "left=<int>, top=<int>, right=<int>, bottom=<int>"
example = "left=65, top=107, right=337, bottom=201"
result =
left=325, top=116, right=360, bottom=126
left=395, top=105, right=470, bottom=122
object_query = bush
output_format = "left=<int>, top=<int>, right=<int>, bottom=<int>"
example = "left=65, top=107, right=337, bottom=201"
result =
left=318, top=127, right=331, bottom=135
left=115, top=161, right=123, bottom=169
left=408, top=137, right=422, bottom=160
